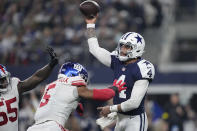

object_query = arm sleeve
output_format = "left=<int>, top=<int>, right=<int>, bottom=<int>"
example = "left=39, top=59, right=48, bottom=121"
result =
left=88, top=37, right=111, bottom=67
left=93, top=88, right=115, bottom=101
left=120, top=80, right=149, bottom=112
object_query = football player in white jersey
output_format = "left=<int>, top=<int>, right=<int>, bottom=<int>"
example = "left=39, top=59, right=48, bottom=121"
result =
left=0, top=47, right=58, bottom=131
left=83, top=16, right=155, bottom=131
left=27, top=62, right=127, bottom=131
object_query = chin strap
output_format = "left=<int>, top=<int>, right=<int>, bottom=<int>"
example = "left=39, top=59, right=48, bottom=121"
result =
left=118, top=49, right=130, bottom=61
left=118, top=55, right=129, bottom=61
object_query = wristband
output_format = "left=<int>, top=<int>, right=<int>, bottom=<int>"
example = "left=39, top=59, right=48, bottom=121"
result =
left=110, top=105, right=118, bottom=112
left=87, top=24, right=95, bottom=28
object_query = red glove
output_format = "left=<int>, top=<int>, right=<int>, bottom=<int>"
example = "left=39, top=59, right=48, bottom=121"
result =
left=76, top=103, right=84, bottom=116
left=92, top=80, right=127, bottom=101
left=110, top=79, right=127, bottom=93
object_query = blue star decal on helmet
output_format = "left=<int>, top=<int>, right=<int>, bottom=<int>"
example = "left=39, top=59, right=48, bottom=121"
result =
left=135, top=35, right=142, bottom=44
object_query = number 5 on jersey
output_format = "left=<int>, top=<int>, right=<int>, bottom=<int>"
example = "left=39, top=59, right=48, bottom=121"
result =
left=40, top=84, right=56, bottom=107
left=0, top=97, right=17, bottom=126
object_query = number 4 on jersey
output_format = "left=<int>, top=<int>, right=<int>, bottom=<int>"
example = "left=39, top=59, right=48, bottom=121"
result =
left=118, top=75, right=126, bottom=99
left=147, top=69, right=152, bottom=78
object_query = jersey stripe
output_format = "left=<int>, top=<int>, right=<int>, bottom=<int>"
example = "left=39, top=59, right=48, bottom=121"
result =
left=121, top=34, right=126, bottom=39
left=143, top=113, right=145, bottom=131
left=140, top=114, right=142, bottom=131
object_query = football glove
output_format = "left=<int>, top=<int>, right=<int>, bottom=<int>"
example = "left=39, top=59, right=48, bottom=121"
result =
left=109, top=79, right=127, bottom=94
left=76, top=103, right=84, bottom=116
left=46, top=46, right=58, bottom=68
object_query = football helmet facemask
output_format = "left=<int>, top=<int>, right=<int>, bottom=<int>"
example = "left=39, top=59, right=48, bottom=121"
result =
left=0, top=64, right=11, bottom=93
left=117, top=32, right=145, bottom=61
left=58, top=62, right=88, bottom=83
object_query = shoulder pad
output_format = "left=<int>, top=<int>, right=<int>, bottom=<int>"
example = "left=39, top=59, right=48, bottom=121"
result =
left=137, top=59, right=155, bottom=80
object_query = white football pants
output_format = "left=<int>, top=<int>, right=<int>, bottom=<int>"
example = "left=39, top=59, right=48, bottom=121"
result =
left=27, top=120, right=68, bottom=131
left=114, top=112, right=148, bottom=131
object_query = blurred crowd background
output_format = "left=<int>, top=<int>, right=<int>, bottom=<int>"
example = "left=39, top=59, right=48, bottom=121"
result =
left=0, top=0, right=197, bottom=131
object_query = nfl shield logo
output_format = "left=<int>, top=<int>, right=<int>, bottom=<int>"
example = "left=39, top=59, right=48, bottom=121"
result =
left=122, top=67, right=126, bottom=71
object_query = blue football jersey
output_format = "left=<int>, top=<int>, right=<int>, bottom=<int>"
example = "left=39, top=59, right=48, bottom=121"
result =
left=111, top=55, right=155, bottom=115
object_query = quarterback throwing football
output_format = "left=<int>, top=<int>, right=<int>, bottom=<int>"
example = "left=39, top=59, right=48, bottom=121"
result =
left=84, top=16, right=155, bottom=131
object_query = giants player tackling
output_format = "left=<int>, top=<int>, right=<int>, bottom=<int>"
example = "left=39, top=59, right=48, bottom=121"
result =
left=27, top=62, right=127, bottom=131
left=0, top=47, right=58, bottom=131
left=84, top=16, right=155, bottom=131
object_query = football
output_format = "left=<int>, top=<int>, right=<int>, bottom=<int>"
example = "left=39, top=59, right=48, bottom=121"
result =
left=79, top=0, right=100, bottom=19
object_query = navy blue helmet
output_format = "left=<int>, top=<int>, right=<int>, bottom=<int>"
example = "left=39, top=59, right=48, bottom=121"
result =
left=59, top=62, right=88, bottom=82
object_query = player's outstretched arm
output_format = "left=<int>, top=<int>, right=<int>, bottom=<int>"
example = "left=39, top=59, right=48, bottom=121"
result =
left=74, top=79, right=127, bottom=100
left=85, top=17, right=112, bottom=67
left=97, top=80, right=149, bottom=117
left=17, top=46, right=58, bottom=94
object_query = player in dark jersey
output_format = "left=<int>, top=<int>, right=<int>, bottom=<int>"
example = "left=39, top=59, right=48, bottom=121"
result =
left=83, top=17, right=155, bottom=131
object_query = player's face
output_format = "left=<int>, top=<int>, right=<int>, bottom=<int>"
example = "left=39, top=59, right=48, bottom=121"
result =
left=0, top=77, right=8, bottom=89
left=119, top=43, right=133, bottom=56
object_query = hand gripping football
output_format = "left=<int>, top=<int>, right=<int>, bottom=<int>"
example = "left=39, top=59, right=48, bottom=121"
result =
left=79, top=0, right=100, bottom=19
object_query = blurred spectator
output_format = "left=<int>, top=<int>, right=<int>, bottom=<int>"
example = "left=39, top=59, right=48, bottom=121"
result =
left=0, top=0, right=167, bottom=66
left=164, top=93, right=187, bottom=131
left=65, top=113, right=81, bottom=131
left=152, top=119, right=169, bottom=131
left=19, top=95, right=35, bottom=131
left=145, top=98, right=167, bottom=131
left=183, top=105, right=197, bottom=131
left=150, top=0, right=163, bottom=28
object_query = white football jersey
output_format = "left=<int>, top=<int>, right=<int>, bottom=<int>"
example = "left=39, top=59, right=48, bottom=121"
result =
left=34, top=76, right=80, bottom=126
left=0, top=77, right=20, bottom=131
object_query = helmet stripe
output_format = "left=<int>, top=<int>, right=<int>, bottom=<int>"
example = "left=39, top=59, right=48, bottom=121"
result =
left=0, top=65, right=5, bottom=74
left=121, top=34, right=126, bottom=39
left=124, top=32, right=132, bottom=40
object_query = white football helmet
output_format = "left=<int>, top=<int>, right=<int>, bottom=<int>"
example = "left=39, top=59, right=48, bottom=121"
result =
left=0, top=64, right=11, bottom=93
left=117, top=32, right=145, bottom=61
